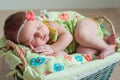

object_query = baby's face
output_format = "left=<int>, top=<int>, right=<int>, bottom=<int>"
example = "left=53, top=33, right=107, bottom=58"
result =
left=19, top=20, right=49, bottom=48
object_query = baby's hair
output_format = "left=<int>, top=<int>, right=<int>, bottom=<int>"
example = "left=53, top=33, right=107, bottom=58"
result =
left=4, top=11, right=25, bottom=43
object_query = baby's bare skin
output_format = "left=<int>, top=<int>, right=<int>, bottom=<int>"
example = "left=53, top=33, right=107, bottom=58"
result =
left=74, top=18, right=115, bottom=59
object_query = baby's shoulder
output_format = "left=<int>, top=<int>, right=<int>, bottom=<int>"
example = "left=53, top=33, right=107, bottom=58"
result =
left=47, top=21, right=60, bottom=29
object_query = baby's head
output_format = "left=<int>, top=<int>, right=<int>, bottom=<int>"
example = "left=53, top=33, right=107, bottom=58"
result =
left=4, top=11, right=26, bottom=43
left=4, top=11, right=50, bottom=48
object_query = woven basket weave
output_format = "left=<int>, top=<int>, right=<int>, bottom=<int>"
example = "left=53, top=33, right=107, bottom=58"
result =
left=75, top=63, right=116, bottom=80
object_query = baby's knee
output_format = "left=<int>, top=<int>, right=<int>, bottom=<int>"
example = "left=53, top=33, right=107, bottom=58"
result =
left=74, top=28, right=90, bottom=43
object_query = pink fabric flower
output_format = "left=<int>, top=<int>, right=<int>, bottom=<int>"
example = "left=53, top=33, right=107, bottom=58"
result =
left=25, top=10, right=35, bottom=21
left=59, top=13, right=69, bottom=21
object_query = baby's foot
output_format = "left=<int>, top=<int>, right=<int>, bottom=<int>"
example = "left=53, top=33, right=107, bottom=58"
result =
left=105, top=33, right=116, bottom=45
left=98, top=45, right=115, bottom=59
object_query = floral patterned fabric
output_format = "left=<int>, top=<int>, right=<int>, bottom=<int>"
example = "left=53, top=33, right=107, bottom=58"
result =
left=17, top=45, right=90, bottom=76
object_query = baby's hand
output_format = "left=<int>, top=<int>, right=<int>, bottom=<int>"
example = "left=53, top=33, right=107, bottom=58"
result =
left=33, top=45, right=55, bottom=55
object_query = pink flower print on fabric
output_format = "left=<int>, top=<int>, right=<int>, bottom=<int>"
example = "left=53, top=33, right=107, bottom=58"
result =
left=64, top=55, right=72, bottom=61
left=59, top=13, right=69, bottom=21
left=74, top=14, right=80, bottom=18
left=40, top=14, right=46, bottom=19
left=42, top=71, right=52, bottom=76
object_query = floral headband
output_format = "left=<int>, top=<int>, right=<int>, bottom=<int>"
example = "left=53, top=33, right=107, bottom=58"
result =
left=16, top=10, right=35, bottom=43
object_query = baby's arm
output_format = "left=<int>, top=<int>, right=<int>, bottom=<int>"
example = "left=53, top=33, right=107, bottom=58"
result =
left=48, top=21, right=73, bottom=53
left=30, top=44, right=67, bottom=56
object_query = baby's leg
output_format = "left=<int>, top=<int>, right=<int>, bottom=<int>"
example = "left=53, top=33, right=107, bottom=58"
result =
left=75, top=19, right=109, bottom=50
left=98, top=45, right=115, bottom=59
left=98, top=33, right=116, bottom=59
left=76, top=45, right=99, bottom=55
left=74, top=18, right=115, bottom=59
left=76, top=45, right=99, bottom=60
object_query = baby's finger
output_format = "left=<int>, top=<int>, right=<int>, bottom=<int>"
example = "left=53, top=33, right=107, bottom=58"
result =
left=35, top=46, right=45, bottom=50
left=40, top=52, right=49, bottom=55
left=34, top=49, right=46, bottom=53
